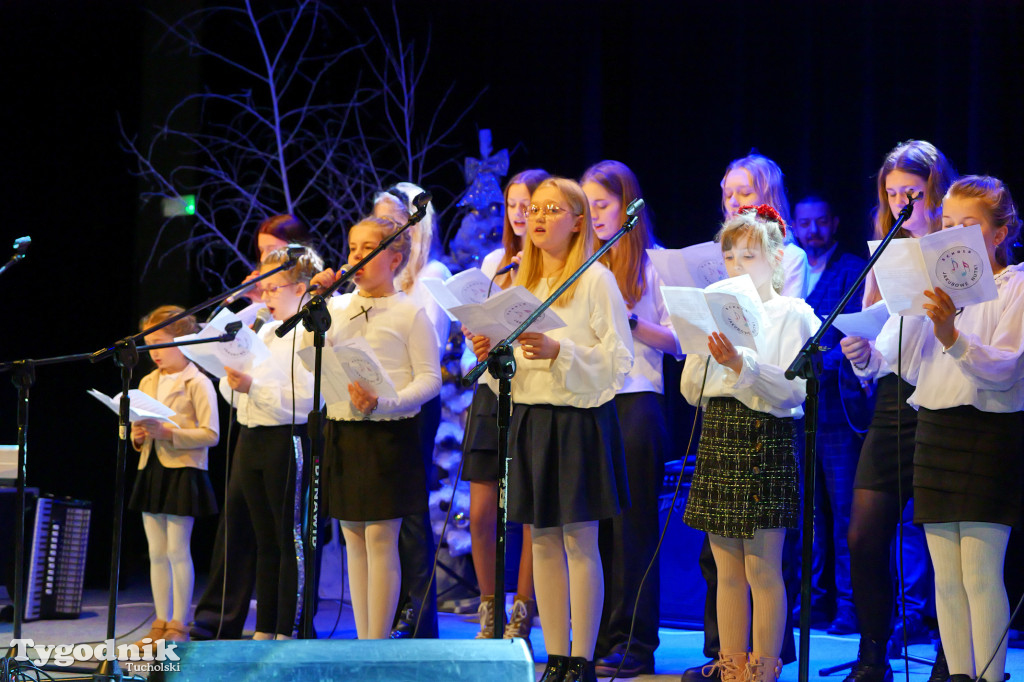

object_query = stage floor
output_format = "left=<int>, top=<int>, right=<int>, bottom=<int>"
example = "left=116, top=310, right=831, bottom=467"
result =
left=2, top=585, right=1021, bottom=681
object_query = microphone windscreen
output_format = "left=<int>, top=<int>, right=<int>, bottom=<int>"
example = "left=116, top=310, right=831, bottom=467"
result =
left=252, top=306, right=273, bottom=333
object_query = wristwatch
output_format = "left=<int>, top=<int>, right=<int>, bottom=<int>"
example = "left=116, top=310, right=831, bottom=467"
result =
left=628, top=313, right=639, bottom=331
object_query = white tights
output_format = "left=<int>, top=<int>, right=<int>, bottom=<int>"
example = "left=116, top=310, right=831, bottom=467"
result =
left=340, top=518, right=402, bottom=640
left=924, top=522, right=1011, bottom=682
left=531, top=521, right=603, bottom=659
left=708, top=528, right=787, bottom=657
left=141, top=513, right=195, bottom=624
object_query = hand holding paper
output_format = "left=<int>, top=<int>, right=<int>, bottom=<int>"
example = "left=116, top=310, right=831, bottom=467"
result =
left=448, top=286, right=566, bottom=343
left=87, top=388, right=178, bottom=425
left=869, top=224, right=998, bottom=315
left=660, top=274, right=767, bottom=355
left=297, top=337, right=398, bottom=408
left=177, top=306, right=271, bottom=377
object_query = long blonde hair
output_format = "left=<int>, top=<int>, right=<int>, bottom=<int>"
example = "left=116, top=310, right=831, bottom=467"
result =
left=864, top=140, right=957, bottom=305
left=581, top=160, right=653, bottom=307
left=721, top=153, right=793, bottom=230
left=514, top=178, right=595, bottom=306
left=372, top=181, right=437, bottom=293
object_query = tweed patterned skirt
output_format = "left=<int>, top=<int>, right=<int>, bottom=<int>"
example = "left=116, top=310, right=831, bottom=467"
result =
left=684, top=397, right=799, bottom=539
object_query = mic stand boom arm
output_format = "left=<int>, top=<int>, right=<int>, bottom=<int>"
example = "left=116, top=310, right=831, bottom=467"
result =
left=462, top=199, right=644, bottom=638
left=785, top=190, right=920, bottom=682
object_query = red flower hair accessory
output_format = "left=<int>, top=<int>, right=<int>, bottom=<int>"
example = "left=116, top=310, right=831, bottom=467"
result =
left=738, top=204, right=787, bottom=238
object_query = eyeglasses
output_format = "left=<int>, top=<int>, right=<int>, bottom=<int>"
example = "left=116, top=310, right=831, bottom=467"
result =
left=527, top=203, right=575, bottom=219
left=255, top=282, right=299, bottom=296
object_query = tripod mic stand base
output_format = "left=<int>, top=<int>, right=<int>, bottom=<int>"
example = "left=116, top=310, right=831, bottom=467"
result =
left=94, top=657, right=123, bottom=682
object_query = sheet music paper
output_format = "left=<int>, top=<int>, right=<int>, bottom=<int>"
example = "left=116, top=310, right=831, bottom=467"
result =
left=647, top=242, right=728, bottom=288
left=448, top=285, right=566, bottom=343
left=298, top=337, right=399, bottom=403
left=422, top=268, right=500, bottom=321
left=832, top=301, right=890, bottom=340
left=869, top=224, right=998, bottom=316
left=660, top=274, right=767, bottom=355
left=177, top=308, right=271, bottom=378
left=87, top=388, right=178, bottom=425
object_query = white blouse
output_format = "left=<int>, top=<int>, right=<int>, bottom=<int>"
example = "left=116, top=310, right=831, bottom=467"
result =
left=406, top=259, right=453, bottom=353
left=680, top=294, right=821, bottom=418
left=875, top=267, right=1024, bottom=413
left=480, top=247, right=504, bottom=280
left=218, top=321, right=315, bottom=427
left=620, top=260, right=678, bottom=395
left=305, top=291, right=441, bottom=422
left=782, top=242, right=810, bottom=299
left=484, top=263, right=634, bottom=409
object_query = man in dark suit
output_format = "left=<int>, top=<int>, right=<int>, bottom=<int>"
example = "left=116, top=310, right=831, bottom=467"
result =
left=791, top=195, right=867, bottom=635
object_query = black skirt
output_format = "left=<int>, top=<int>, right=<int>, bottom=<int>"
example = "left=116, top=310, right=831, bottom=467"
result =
left=462, top=385, right=501, bottom=482
left=684, top=397, right=799, bottom=539
left=508, top=401, right=629, bottom=529
left=129, top=454, right=218, bottom=518
left=322, top=417, right=428, bottom=522
left=913, top=406, right=1023, bottom=528
left=853, top=374, right=917, bottom=496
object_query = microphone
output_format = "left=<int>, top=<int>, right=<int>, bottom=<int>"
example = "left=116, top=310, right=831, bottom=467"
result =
left=12, top=236, right=30, bottom=256
left=308, top=266, right=349, bottom=293
left=251, top=307, right=273, bottom=334
left=412, top=191, right=432, bottom=210
left=626, top=198, right=645, bottom=217
left=494, top=262, right=519, bottom=276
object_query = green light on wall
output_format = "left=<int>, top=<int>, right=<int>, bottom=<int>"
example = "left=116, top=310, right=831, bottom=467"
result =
left=161, top=195, right=197, bottom=217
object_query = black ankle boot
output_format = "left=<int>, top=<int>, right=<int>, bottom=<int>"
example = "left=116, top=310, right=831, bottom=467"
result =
left=927, top=645, right=949, bottom=682
left=842, top=638, right=893, bottom=682
left=562, top=656, right=597, bottom=682
left=947, top=674, right=971, bottom=682
left=539, top=654, right=570, bottom=682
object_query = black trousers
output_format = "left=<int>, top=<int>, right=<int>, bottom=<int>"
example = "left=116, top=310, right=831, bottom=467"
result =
left=597, top=392, right=666, bottom=660
left=234, top=425, right=302, bottom=636
left=192, top=431, right=257, bottom=639
left=393, top=394, right=441, bottom=637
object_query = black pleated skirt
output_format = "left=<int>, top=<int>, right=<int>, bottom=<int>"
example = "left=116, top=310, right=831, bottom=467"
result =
left=129, top=454, right=218, bottom=518
left=853, top=373, right=917, bottom=496
left=322, top=417, right=428, bottom=522
left=508, top=401, right=629, bottom=529
left=913, top=406, right=1023, bottom=528
left=684, top=397, right=799, bottom=539
left=462, top=385, right=501, bottom=481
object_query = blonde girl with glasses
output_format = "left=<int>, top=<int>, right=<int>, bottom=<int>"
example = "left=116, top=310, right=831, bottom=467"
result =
left=217, top=245, right=322, bottom=640
left=471, top=177, right=634, bottom=682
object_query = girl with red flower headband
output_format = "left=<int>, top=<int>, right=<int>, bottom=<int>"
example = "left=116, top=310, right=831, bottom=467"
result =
left=679, top=206, right=820, bottom=682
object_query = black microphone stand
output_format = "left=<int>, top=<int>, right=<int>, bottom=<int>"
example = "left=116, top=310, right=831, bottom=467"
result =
left=462, top=199, right=645, bottom=639
left=77, top=252, right=302, bottom=682
left=786, top=191, right=921, bottom=682
left=0, top=236, right=30, bottom=279
left=0, top=329, right=241, bottom=682
left=275, top=193, right=432, bottom=639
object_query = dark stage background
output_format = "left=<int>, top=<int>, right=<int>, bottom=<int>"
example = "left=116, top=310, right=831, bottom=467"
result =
left=3, top=0, right=1023, bottom=600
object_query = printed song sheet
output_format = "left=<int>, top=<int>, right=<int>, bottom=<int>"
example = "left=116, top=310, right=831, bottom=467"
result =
left=647, top=242, right=728, bottom=288
left=660, top=274, right=767, bottom=355
left=869, top=224, right=998, bottom=316
left=87, top=389, right=177, bottom=425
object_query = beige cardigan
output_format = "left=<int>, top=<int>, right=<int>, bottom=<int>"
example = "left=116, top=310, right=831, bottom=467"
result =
left=133, top=363, right=219, bottom=470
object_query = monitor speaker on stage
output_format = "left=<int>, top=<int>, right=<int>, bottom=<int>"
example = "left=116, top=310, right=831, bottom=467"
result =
left=149, top=639, right=534, bottom=681
left=658, top=460, right=707, bottom=628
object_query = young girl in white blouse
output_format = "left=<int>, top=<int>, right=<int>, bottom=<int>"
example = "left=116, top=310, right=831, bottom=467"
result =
left=128, top=306, right=220, bottom=646
left=869, top=176, right=1024, bottom=682
left=218, top=246, right=321, bottom=640
left=471, top=177, right=634, bottom=682
left=581, top=160, right=679, bottom=677
left=464, top=168, right=549, bottom=642
left=680, top=205, right=819, bottom=682
left=307, top=216, right=441, bottom=640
